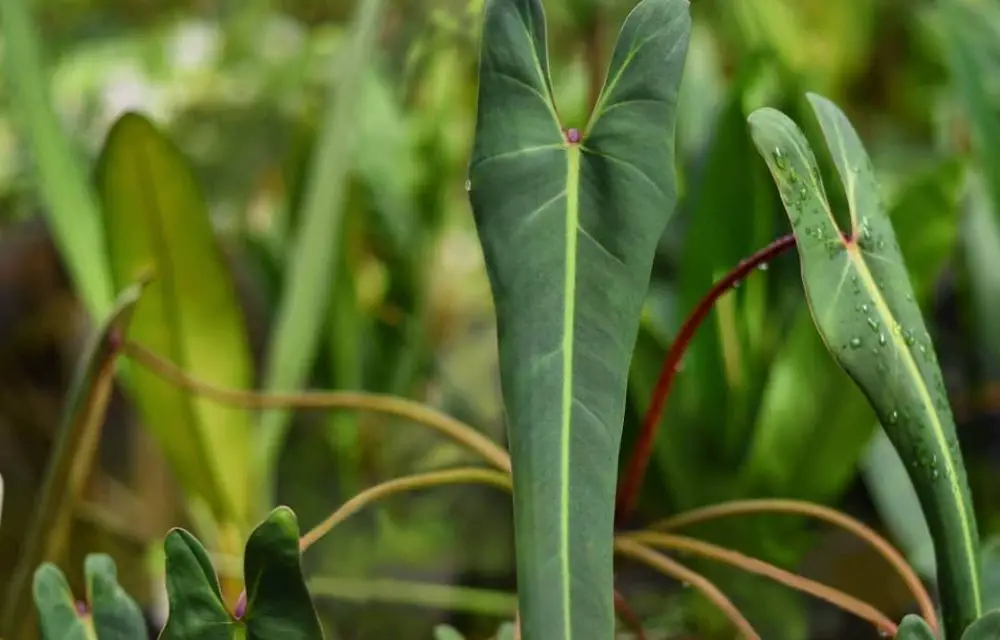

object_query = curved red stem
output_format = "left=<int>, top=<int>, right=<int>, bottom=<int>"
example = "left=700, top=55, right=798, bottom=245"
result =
left=615, top=234, right=798, bottom=525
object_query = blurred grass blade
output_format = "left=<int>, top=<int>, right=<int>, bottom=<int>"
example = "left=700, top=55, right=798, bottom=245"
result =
left=96, top=113, right=255, bottom=528
left=1, top=283, right=143, bottom=639
left=748, top=93, right=981, bottom=637
left=468, top=0, right=690, bottom=637
left=257, top=0, right=386, bottom=484
left=0, top=0, right=113, bottom=320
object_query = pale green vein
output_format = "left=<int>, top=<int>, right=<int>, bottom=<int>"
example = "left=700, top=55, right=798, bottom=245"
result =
left=561, top=145, right=581, bottom=634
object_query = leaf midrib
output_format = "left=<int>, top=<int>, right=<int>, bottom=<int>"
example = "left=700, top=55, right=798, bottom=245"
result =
left=784, top=132, right=981, bottom=609
left=560, top=145, right=581, bottom=635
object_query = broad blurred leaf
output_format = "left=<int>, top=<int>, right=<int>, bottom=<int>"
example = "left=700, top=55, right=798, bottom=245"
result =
left=962, top=611, right=1000, bottom=640
left=32, top=564, right=92, bottom=640
left=895, top=614, right=937, bottom=640
left=96, top=113, right=255, bottom=528
left=160, top=508, right=323, bottom=640
left=84, top=555, right=148, bottom=639
left=258, top=0, right=387, bottom=488
left=32, top=555, right=146, bottom=640
left=0, top=0, right=113, bottom=319
left=2, top=283, right=143, bottom=638
left=749, top=93, right=980, bottom=637
left=468, top=0, right=690, bottom=636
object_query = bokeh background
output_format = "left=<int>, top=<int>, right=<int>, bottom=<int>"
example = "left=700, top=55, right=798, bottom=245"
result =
left=1, top=0, right=1000, bottom=638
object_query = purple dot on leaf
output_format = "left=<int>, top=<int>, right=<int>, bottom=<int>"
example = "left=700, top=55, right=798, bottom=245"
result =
left=75, top=600, right=89, bottom=615
left=565, top=128, right=581, bottom=144
left=234, top=590, right=247, bottom=619
left=107, top=329, right=123, bottom=352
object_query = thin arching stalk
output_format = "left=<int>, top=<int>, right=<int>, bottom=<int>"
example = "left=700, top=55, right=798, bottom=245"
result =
left=614, top=538, right=761, bottom=639
left=123, top=340, right=511, bottom=473
left=647, top=498, right=938, bottom=634
left=299, top=468, right=511, bottom=550
left=624, top=531, right=897, bottom=636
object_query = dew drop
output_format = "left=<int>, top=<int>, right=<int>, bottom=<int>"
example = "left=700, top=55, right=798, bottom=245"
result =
left=757, top=262, right=769, bottom=271
left=464, top=179, right=471, bottom=192
left=887, top=410, right=899, bottom=425
left=861, top=303, right=870, bottom=313
left=878, top=333, right=887, bottom=347
left=773, top=147, right=788, bottom=170
left=867, top=317, right=880, bottom=332
left=849, top=337, right=863, bottom=349
left=789, top=169, right=799, bottom=184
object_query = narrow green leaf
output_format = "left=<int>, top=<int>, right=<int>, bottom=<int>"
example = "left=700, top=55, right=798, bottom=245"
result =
left=96, top=113, right=255, bottom=528
left=895, top=614, right=937, bottom=640
left=748, top=93, right=981, bottom=637
left=0, top=0, right=113, bottom=320
left=85, top=554, right=147, bottom=640
left=32, top=564, right=93, bottom=640
left=159, top=528, right=235, bottom=640
left=468, top=0, right=690, bottom=637
left=2, top=283, right=144, bottom=639
left=963, top=610, right=1000, bottom=640
left=257, top=0, right=386, bottom=489
left=241, top=507, right=323, bottom=639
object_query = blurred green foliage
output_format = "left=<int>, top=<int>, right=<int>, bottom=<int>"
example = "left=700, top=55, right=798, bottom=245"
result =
left=0, top=0, right=1000, bottom=638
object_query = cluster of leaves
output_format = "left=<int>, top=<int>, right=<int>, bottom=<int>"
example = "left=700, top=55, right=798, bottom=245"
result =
left=3, top=0, right=1000, bottom=637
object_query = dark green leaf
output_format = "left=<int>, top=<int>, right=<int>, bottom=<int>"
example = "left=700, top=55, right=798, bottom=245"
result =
left=748, top=93, right=981, bottom=637
left=895, top=614, right=937, bottom=640
left=242, top=507, right=324, bottom=639
left=963, top=610, right=1000, bottom=640
left=32, top=564, right=92, bottom=640
left=159, top=528, right=235, bottom=640
left=96, top=113, right=255, bottom=527
left=468, top=0, right=690, bottom=637
left=85, top=554, right=147, bottom=639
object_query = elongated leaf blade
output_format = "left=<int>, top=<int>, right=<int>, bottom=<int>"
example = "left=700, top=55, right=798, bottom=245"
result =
left=748, top=93, right=981, bottom=637
left=242, top=507, right=323, bottom=639
left=2, top=283, right=143, bottom=638
left=468, top=0, right=690, bottom=637
left=96, top=113, right=255, bottom=527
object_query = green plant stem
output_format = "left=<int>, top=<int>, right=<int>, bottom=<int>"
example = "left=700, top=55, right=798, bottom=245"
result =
left=123, top=340, right=511, bottom=473
left=307, top=577, right=517, bottom=617
left=613, top=538, right=760, bottom=639
left=298, top=468, right=511, bottom=551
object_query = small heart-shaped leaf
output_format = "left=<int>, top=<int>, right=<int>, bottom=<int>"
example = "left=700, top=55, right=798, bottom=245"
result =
left=32, top=564, right=93, bottom=640
left=895, top=614, right=937, bottom=640
left=85, top=554, right=147, bottom=639
left=159, top=528, right=234, bottom=639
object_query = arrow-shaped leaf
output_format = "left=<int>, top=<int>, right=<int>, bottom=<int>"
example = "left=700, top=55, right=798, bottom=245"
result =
left=468, top=0, right=689, bottom=637
left=748, top=93, right=981, bottom=638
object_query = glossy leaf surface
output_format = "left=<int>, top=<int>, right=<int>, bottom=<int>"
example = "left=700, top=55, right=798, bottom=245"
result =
left=468, top=0, right=690, bottom=637
left=749, top=93, right=981, bottom=637
left=160, top=508, right=323, bottom=640
left=96, top=113, right=255, bottom=527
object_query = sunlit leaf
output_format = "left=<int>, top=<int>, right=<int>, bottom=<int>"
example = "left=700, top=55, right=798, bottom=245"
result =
left=468, top=0, right=690, bottom=636
left=96, top=113, right=255, bottom=528
left=748, top=93, right=981, bottom=637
